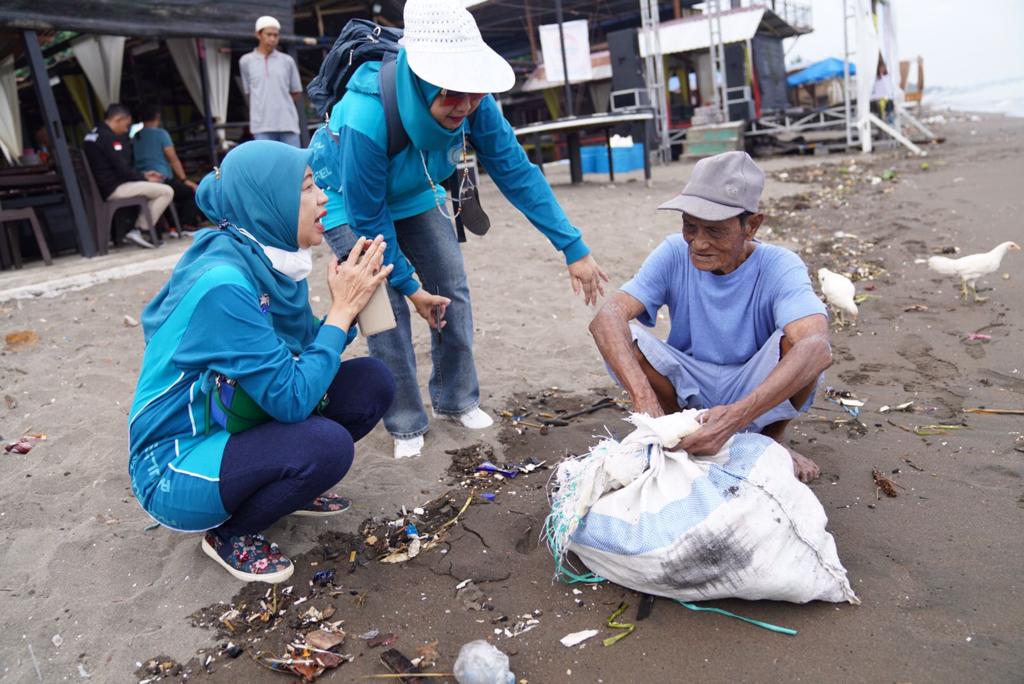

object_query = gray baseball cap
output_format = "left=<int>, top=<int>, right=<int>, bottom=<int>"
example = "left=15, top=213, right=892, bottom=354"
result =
left=658, top=151, right=764, bottom=221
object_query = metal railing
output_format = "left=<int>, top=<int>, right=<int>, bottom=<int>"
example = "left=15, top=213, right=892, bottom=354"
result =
left=771, top=0, right=813, bottom=31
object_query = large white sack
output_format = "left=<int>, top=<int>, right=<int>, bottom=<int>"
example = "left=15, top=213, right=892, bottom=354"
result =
left=545, top=412, right=859, bottom=604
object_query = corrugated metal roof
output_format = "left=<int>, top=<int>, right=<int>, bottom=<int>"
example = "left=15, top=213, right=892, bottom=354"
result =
left=639, top=7, right=765, bottom=57
left=0, top=0, right=294, bottom=41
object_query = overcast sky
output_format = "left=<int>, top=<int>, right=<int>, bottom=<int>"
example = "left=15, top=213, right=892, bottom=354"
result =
left=783, top=0, right=1024, bottom=87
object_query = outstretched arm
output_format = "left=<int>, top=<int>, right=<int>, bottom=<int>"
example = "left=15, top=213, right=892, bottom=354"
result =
left=678, top=313, right=831, bottom=455
left=470, top=97, right=607, bottom=304
left=589, top=292, right=664, bottom=416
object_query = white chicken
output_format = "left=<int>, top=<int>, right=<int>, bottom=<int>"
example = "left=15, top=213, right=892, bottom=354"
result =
left=927, top=241, right=1021, bottom=302
left=817, top=267, right=858, bottom=326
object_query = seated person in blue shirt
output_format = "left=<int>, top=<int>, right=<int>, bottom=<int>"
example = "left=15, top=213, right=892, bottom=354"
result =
left=128, top=141, right=395, bottom=583
left=133, top=104, right=201, bottom=229
left=589, top=152, right=831, bottom=482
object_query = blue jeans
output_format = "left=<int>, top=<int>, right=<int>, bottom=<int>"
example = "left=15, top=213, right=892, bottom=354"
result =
left=216, top=357, right=394, bottom=537
left=324, top=209, right=479, bottom=438
left=253, top=131, right=301, bottom=147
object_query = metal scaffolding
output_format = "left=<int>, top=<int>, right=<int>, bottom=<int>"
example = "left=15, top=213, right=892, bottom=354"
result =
left=638, top=0, right=670, bottom=161
left=842, top=0, right=855, bottom=148
left=706, top=0, right=728, bottom=123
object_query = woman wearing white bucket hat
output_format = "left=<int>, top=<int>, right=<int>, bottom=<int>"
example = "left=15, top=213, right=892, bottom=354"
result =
left=311, top=0, right=608, bottom=460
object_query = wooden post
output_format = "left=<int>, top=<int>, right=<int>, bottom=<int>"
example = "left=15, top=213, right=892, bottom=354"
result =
left=22, top=29, right=96, bottom=256
left=314, top=2, right=325, bottom=37
left=524, top=0, right=539, bottom=62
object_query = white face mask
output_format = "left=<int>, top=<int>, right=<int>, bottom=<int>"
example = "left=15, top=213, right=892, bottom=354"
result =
left=236, top=228, right=313, bottom=282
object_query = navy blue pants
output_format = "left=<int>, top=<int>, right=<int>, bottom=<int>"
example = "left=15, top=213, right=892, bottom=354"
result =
left=214, top=357, right=394, bottom=538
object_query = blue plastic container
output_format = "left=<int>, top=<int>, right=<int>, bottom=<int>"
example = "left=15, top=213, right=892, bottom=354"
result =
left=580, top=143, right=645, bottom=174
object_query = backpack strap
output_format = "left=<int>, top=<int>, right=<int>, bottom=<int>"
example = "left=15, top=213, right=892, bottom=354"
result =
left=378, top=58, right=410, bottom=158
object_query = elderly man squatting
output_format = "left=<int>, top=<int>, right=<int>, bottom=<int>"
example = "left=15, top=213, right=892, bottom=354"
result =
left=589, top=151, right=831, bottom=482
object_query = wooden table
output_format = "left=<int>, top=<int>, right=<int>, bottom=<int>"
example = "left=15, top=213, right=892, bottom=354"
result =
left=513, top=112, right=655, bottom=184
left=0, top=168, right=62, bottom=199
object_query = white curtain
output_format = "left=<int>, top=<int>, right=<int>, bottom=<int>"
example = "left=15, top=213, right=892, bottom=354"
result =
left=879, top=2, right=904, bottom=106
left=0, top=55, right=22, bottom=164
left=71, top=35, right=127, bottom=109
left=589, top=82, right=611, bottom=114
left=853, top=0, right=881, bottom=151
left=167, top=38, right=230, bottom=142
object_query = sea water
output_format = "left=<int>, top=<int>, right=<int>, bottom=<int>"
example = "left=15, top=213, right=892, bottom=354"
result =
left=925, top=76, right=1024, bottom=118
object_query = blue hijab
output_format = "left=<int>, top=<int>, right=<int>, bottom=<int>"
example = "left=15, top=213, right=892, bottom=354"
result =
left=141, top=141, right=316, bottom=354
left=395, top=48, right=466, bottom=152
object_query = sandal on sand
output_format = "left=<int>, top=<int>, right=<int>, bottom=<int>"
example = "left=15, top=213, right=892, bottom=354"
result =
left=289, top=492, right=352, bottom=518
left=201, top=531, right=294, bottom=583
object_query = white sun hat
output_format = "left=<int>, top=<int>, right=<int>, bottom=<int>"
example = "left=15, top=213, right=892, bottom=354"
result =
left=255, top=16, right=281, bottom=33
left=399, top=0, right=516, bottom=94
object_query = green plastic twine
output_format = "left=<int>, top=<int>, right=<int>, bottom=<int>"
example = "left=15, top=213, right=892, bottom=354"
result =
left=677, top=600, right=797, bottom=636
left=603, top=602, right=635, bottom=646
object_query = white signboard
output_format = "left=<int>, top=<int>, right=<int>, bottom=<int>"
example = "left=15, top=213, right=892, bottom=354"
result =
left=539, top=19, right=592, bottom=83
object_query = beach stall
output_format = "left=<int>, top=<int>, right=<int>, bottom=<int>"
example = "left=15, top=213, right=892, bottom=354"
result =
left=0, top=1, right=295, bottom=261
left=635, top=2, right=810, bottom=158
left=787, top=57, right=857, bottom=109
left=479, top=1, right=813, bottom=170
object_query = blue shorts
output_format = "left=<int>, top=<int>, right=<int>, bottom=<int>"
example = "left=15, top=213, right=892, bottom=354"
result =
left=618, top=323, right=818, bottom=432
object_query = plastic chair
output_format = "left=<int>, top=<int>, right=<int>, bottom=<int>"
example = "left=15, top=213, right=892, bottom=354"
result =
left=0, top=201, right=53, bottom=269
left=68, top=147, right=159, bottom=255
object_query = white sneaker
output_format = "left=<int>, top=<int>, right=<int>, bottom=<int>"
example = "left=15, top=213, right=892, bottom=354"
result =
left=394, top=435, right=424, bottom=460
left=437, top=407, right=494, bottom=430
left=125, top=229, right=156, bottom=249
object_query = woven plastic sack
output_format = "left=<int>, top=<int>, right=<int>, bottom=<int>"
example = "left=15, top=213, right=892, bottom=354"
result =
left=545, top=411, right=859, bottom=604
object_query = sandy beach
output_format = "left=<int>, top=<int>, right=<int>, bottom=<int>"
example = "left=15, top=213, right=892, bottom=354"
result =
left=1, top=112, right=1022, bottom=683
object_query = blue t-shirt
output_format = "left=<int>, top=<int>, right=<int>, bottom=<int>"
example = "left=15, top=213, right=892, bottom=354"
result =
left=133, top=127, right=173, bottom=179
left=621, top=235, right=827, bottom=366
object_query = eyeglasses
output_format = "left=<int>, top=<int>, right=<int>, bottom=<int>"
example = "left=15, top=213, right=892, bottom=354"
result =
left=438, top=89, right=485, bottom=107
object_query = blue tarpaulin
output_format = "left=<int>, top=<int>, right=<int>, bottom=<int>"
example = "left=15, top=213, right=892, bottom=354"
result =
left=787, top=58, right=857, bottom=87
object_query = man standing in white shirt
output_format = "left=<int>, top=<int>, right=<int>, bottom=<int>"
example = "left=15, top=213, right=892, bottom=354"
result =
left=239, top=16, right=303, bottom=147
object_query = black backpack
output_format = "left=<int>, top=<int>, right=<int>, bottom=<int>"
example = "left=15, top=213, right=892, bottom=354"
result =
left=307, top=19, right=409, bottom=156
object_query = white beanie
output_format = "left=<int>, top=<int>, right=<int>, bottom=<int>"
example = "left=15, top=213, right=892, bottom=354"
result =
left=255, top=16, right=281, bottom=33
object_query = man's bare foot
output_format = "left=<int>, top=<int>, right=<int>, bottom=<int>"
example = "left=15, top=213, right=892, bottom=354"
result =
left=788, top=447, right=820, bottom=483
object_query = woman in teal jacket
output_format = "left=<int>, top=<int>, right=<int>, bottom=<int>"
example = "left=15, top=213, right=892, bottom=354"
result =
left=310, top=0, right=608, bottom=459
left=129, top=141, right=394, bottom=583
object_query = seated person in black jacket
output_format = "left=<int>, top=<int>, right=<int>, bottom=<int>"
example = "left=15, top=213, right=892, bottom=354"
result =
left=83, top=103, right=175, bottom=249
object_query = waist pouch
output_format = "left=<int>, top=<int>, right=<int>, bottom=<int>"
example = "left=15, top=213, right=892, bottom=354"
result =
left=206, top=376, right=271, bottom=434
left=205, top=375, right=331, bottom=434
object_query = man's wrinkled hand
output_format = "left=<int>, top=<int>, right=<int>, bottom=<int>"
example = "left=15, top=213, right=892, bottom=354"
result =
left=676, top=405, right=743, bottom=455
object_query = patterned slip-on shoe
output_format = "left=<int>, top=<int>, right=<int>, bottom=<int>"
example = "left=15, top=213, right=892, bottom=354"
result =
left=289, top=492, right=352, bottom=518
left=201, top=531, right=294, bottom=583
